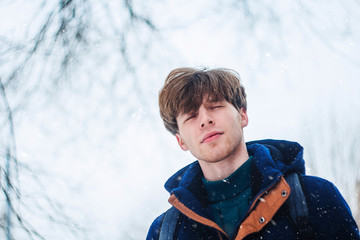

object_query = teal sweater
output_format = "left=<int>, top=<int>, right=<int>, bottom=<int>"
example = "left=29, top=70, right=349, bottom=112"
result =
left=202, top=157, right=252, bottom=238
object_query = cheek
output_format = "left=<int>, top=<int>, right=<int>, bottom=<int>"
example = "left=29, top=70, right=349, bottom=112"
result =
left=230, top=113, right=242, bottom=127
left=179, top=129, right=192, bottom=145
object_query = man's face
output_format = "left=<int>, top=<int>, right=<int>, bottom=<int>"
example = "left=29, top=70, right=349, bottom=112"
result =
left=175, top=99, right=248, bottom=163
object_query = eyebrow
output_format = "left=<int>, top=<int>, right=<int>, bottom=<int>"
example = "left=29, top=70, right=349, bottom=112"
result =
left=204, top=99, right=224, bottom=106
left=180, top=99, right=225, bottom=114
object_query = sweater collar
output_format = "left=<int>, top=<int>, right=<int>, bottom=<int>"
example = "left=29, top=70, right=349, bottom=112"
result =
left=201, top=157, right=253, bottom=202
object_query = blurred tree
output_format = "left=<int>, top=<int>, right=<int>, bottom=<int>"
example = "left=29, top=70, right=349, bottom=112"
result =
left=0, top=0, right=156, bottom=239
left=304, top=111, right=360, bottom=226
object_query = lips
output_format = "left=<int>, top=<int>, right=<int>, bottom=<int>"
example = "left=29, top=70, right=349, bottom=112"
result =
left=201, top=131, right=223, bottom=143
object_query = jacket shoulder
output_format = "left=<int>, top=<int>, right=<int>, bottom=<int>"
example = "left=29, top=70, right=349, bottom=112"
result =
left=301, top=175, right=360, bottom=238
left=301, top=175, right=351, bottom=211
left=302, top=175, right=349, bottom=204
left=146, top=212, right=165, bottom=240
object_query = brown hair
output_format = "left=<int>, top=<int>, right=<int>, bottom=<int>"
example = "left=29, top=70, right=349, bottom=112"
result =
left=159, top=67, right=247, bottom=135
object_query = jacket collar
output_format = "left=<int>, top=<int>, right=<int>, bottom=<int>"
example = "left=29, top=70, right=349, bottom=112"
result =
left=164, top=139, right=305, bottom=216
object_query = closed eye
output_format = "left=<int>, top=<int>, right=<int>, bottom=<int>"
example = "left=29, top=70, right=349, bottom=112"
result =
left=185, top=113, right=197, bottom=122
left=210, top=105, right=223, bottom=109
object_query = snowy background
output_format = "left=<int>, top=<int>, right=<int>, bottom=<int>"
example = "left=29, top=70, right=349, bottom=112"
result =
left=1, top=0, right=360, bottom=239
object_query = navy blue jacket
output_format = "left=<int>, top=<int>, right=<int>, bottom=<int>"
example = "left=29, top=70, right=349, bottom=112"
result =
left=147, top=140, right=360, bottom=239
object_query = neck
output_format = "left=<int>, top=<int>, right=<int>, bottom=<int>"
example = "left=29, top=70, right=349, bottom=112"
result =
left=199, top=141, right=249, bottom=181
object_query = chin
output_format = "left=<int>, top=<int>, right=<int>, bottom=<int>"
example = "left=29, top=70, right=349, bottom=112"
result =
left=199, top=150, right=233, bottom=164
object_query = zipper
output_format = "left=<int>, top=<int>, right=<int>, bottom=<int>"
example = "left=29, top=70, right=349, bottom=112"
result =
left=231, top=174, right=282, bottom=238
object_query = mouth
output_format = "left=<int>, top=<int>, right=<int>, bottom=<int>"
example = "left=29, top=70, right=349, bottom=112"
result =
left=201, top=131, right=223, bottom=143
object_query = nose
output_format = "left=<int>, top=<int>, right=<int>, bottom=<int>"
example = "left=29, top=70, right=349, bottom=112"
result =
left=199, top=109, right=214, bottom=128
left=201, top=120, right=213, bottom=128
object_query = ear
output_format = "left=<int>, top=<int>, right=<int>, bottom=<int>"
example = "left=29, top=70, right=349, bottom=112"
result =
left=239, top=108, right=249, bottom=128
left=176, top=133, right=189, bottom=151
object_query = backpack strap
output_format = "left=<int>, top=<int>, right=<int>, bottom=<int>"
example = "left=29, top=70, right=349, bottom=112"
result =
left=159, top=207, right=180, bottom=240
left=285, top=173, right=315, bottom=239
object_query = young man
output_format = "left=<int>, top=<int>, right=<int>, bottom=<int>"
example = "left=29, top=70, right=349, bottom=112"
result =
left=147, top=67, right=360, bottom=239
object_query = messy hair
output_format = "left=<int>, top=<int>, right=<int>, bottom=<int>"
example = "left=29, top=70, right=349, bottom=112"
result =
left=159, top=67, right=247, bottom=135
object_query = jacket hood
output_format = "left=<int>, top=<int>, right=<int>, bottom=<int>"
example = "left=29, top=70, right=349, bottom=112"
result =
left=247, top=139, right=305, bottom=175
left=164, top=139, right=305, bottom=195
